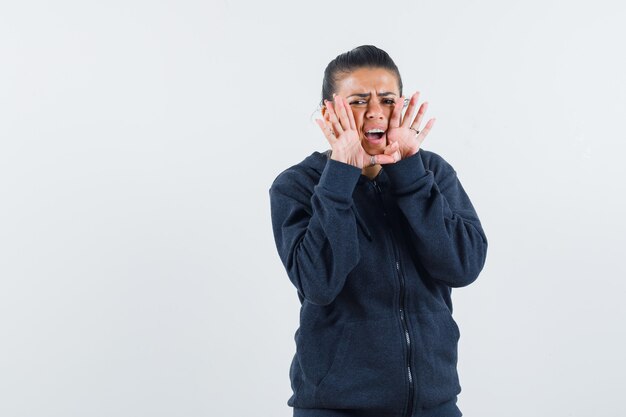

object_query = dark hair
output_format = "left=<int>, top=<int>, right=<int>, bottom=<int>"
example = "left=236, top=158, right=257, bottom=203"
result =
left=319, top=45, right=403, bottom=108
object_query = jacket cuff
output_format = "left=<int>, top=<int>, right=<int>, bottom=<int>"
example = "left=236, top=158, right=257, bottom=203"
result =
left=384, top=150, right=428, bottom=191
left=318, top=158, right=362, bottom=197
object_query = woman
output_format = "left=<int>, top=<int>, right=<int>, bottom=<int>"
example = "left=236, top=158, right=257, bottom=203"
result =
left=269, top=45, right=488, bottom=417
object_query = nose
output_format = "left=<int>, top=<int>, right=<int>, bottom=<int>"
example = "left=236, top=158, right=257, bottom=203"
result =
left=365, top=99, right=384, bottom=120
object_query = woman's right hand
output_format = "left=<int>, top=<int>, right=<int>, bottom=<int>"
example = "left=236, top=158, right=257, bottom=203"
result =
left=315, top=94, right=398, bottom=169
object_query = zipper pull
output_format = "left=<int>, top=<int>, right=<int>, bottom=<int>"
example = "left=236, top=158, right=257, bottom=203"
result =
left=372, top=179, right=382, bottom=193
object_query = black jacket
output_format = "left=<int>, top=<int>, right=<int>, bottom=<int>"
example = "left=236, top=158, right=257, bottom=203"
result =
left=269, top=148, right=488, bottom=417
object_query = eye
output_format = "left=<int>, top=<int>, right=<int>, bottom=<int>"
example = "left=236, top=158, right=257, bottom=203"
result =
left=349, top=99, right=396, bottom=106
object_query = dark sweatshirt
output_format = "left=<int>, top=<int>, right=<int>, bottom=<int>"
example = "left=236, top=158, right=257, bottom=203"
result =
left=269, top=148, right=488, bottom=417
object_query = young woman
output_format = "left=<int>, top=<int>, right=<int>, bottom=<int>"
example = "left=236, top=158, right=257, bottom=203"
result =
left=269, top=45, right=488, bottom=417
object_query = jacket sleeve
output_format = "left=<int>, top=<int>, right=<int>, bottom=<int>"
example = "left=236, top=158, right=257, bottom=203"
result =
left=383, top=150, right=488, bottom=288
left=269, top=159, right=363, bottom=305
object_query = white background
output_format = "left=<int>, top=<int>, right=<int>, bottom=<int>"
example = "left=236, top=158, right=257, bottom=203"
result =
left=1, top=1, right=625, bottom=416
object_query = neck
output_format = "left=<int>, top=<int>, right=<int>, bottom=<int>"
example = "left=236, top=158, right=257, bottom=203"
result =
left=362, top=164, right=382, bottom=180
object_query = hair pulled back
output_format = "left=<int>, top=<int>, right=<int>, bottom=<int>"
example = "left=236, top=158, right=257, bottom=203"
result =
left=320, top=45, right=403, bottom=108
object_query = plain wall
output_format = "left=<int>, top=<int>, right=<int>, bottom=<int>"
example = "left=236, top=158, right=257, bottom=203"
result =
left=1, top=1, right=625, bottom=416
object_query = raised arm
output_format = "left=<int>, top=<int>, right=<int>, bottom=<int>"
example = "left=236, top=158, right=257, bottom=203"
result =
left=384, top=151, right=488, bottom=287
left=269, top=160, right=363, bottom=306
left=380, top=92, right=488, bottom=287
left=270, top=94, right=399, bottom=305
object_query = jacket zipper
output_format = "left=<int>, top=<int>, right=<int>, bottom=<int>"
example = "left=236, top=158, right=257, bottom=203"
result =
left=372, top=179, right=414, bottom=417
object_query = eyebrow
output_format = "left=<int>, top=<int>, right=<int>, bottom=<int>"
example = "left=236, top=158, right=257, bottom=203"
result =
left=346, top=92, right=398, bottom=99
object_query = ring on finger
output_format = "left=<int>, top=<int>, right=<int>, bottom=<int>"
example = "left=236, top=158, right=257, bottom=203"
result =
left=369, top=155, right=376, bottom=167
left=409, top=127, right=420, bottom=135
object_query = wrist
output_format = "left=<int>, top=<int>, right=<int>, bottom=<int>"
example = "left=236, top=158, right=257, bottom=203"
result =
left=402, top=146, right=420, bottom=160
left=330, top=150, right=359, bottom=168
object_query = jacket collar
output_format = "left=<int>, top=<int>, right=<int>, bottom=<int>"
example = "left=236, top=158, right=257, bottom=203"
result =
left=304, top=150, right=390, bottom=188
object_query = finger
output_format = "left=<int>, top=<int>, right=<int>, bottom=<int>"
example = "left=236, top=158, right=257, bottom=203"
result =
left=383, top=141, right=399, bottom=155
left=343, top=96, right=357, bottom=130
left=323, top=105, right=339, bottom=138
left=417, top=117, right=436, bottom=140
left=326, top=100, right=344, bottom=135
left=389, top=95, right=404, bottom=128
left=333, top=94, right=352, bottom=132
left=326, top=100, right=345, bottom=136
left=372, top=153, right=397, bottom=165
left=323, top=108, right=337, bottom=138
left=323, top=102, right=331, bottom=123
left=315, top=118, right=336, bottom=144
left=401, top=91, right=421, bottom=128
left=410, top=101, right=428, bottom=132
left=383, top=142, right=400, bottom=163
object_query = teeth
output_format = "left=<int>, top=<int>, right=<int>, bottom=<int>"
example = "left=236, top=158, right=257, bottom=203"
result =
left=366, top=129, right=385, bottom=133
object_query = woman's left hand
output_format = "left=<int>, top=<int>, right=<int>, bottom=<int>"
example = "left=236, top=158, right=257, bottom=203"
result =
left=386, top=91, right=436, bottom=160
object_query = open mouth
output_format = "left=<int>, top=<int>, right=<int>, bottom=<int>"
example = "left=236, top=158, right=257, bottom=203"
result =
left=365, top=131, right=384, bottom=140
left=364, top=129, right=387, bottom=144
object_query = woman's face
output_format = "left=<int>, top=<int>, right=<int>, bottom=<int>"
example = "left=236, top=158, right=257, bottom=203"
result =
left=323, top=67, right=401, bottom=155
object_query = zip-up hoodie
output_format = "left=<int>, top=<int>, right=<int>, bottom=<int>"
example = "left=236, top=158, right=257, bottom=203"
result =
left=269, top=148, right=488, bottom=417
